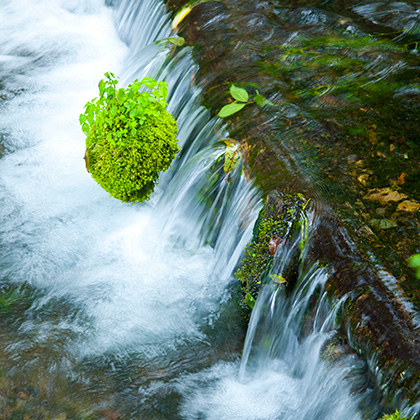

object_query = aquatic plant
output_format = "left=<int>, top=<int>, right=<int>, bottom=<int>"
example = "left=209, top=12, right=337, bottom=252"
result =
left=218, top=84, right=272, bottom=118
left=380, top=410, right=412, bottom=420
left=408, top=254, right=420, bottom=279
left=80, top=72, right=179, bottom=203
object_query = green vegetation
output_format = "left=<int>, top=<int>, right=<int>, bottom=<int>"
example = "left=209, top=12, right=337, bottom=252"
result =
left=235, top=192, right=309, bottom=309
left=0, top=287, right=22, bottom=314
left=0, top=285, right=34, bottom=316
left=408, top=254, right=420, bottom=279
left=257, top=34, right=411, bottom=106
left=218, top=84, right=272, bottom=118
left=80, top=72, right=179, bottom=203
left=380, top=410, right=412, bottom=420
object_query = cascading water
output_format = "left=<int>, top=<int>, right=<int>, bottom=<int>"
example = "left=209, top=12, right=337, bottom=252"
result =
left=0, top=0, right=378, bottom=418
left=176, top=211, right=365, bottom=420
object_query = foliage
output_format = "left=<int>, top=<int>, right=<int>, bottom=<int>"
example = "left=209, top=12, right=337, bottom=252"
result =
left=223, top=138, right=241, bottom=179
left=218, top=84, right=272, bottom=118
left=80, top=72, right=179, bottom=203
left=235, top=193, right=309, bottom=310
left=380, top=410, right=412, bottom=420
left=0, top=285, right=32, bottom=315
left=408, top=254, right=420, bottom=279
left=160, top=36, right=185, bottom=47
left=0, top=288, right=21, bottom=314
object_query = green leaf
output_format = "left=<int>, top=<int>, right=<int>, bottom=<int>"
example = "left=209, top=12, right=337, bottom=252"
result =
left=99, top=79, right=105, bottom=95
left=244, top=292, right=255, bottom=309
left=117, top=88, right=126, bottom=103
left=82, top=123, right=89, bottom=134
left=172, top=5, right=192, bottom=30
left=165, top=37, right=185, bottom=47
left=230, top=85, right=249, bottom=102
left=142, top=77, right=158, bottom=89
left=270, top=274, right=287, bottom=284
left=218, top=102, right=246, bottom=118
left=408, top=254, right=420, bottom=268
left=224, top=142, right=241, bottom=176
left=79, top=114, right=87, bottom=125
left=87, top=113, right=94, bottom=126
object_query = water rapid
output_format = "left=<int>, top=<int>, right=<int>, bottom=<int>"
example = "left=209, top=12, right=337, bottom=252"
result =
left=0, top=0, right=372, bottom=418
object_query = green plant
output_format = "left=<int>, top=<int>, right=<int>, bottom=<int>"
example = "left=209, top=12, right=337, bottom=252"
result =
left=380, top=410, right=412, bottom=420
left=408, top=254, right=420, bottom=279
left=218, top=84, right=271, bottom=118
left=223, top=138, right=241, bottom=179
left=235, top=193, right=309, bottom=310
left=80, top=72, right=179, bottom=203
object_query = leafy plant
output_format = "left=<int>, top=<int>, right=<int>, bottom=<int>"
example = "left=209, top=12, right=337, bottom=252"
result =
left=408, top=254, right=420, bottom=279
left=223, top=138, right=241, bottom=179
left=380, top=410, right=412, bottom=420
left=218, top=84, right=271, bottom=118
left=80, top=72, right=179, bottom=203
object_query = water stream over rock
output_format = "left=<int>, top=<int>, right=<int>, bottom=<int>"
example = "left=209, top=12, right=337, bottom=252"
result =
left=0, top=0, right=416, bottom=418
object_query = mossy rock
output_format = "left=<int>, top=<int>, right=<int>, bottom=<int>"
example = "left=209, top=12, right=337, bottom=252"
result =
left=86, top=107, right=179, bottom=203
left=235, top=191, right=310, bottom=310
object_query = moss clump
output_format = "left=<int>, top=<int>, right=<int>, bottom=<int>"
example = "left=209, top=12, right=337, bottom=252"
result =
left=86, top=109, right=178, bottom=202
left=380, top=410, right=412, bottom=420
left=81, top=73, right=179, bottom=203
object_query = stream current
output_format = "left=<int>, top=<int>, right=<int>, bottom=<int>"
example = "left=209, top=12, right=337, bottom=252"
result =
left=0, top=0, right=370, bottom=418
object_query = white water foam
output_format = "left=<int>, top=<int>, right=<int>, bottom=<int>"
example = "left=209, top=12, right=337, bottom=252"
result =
left=0, top=0, right=259, bottom=361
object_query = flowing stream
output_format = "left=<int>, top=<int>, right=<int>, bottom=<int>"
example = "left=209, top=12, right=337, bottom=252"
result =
left=0, top=0, right=380, bottom=418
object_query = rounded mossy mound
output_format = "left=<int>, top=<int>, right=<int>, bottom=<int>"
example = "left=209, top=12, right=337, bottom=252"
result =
left=80, top=73, right=179, bottom=203
left=86, top=108, right=178, bottom=203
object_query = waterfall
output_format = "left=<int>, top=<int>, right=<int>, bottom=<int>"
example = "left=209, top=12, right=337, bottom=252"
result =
left=177, top=212, right=363, bottom=420
left=0, top=0, right=374, bottom=418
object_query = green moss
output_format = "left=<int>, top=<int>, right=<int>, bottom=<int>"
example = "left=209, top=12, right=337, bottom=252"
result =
left=86, top=108, right=178, bottom=203
left=380, top=410, right=412, bottom=420
left=235, top=192, right=309, bottom=309
left=257, top=33, right=410, bottom=106
left=81, top=73, right=179, bottom=203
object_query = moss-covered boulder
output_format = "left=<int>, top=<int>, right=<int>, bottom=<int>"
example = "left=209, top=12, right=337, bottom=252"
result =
left=81, top=73, right=179, bottom=203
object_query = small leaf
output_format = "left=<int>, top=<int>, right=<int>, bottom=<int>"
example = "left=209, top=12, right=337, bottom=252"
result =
left=172, top=6, right=192, bottom=30
left=224, top=142, right=240, bottom=176
left=82, top=123, right=89, bottom=134
left=244, top=292, right=255, bottom=309
left=99, top=79, right=105, bottom=95
left=230, top=85, right=249, bottom=102
left=165, top=36, right=185, bottom=47
left=141, top=77, right=158, bottom=89
left=79, top=114, right=87, bottom=125
left=270, top=274, right=287, bottom=284
left=408, top=254, right=420, bottom=268
left=218, top=102, right=246, bottom=118
left=117, top=88, right=126, bottom=103
left=223, top=138, right=238, bottom=148
left=87, top=113, right=94, bottom=126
